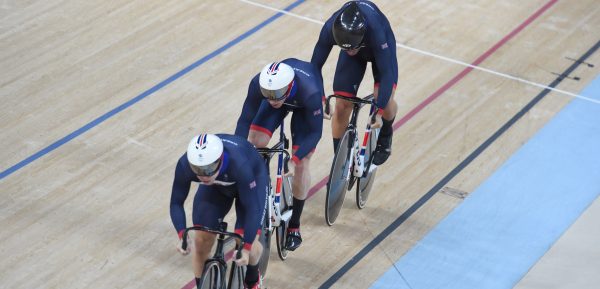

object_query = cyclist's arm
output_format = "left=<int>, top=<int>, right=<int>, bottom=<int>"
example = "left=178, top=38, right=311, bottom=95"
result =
left=292, top=93, right=324, bottom=163
left=235, top=78, right=262, bottom=138
left=170, top=156, right=192, bottom=239
left=371, top=32, right=397, bottom=111
left=310, top=21, right=335, bottom=73
left=236, top=167, right=265, bottom=251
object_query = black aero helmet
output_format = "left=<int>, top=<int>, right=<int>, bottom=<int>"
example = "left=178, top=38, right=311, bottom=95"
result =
left=332, top=2, right=366, bottom=50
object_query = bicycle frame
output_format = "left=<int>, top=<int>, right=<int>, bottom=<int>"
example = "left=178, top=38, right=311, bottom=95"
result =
left=255, top=116, right=295, bottom=261
left=256, top=123, right=293, bottom=230
left=326, top=94, right=377, bottom=180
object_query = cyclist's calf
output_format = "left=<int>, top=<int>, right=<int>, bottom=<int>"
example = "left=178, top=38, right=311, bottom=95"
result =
left=292, top=152, right=312, bottom=200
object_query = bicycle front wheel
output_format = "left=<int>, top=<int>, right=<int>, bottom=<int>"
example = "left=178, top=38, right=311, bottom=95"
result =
left=227, top=263, right=246, bottom=289
left=199, top=260, right=224, bottom=289
left=357, top=128, right=378, bottom=209
left=325, top=128, right=353, bottom=226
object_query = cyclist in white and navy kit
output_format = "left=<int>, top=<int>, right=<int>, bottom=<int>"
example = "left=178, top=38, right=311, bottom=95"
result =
left=312, top=0, right=399, bottom=165
left=235, top=58, right=324, bottom=252
left=170, top=133, right=267, bottom=289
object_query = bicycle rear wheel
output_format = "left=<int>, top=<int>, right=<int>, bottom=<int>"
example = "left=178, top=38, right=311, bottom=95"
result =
left=275, top=175, right=293, bottom=260
left=356, top=128, right=378, bottom=209
left=199, top=260, right=224, bottom=289
left=325, top=129, right=353, bottom=226
left=227, top=264, right=246, bottom=289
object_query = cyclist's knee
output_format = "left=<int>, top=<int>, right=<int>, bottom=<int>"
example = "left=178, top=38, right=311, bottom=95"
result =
left=335, top=99, right=353, bottom=113
left=248, top=130, right=271, bottom=148
left=382, top=99, right=398, bottom=119
left=294, top=156, right=311, bottom=172
left=194, top=231, right=215, bottom=252
left=248, top=234, right=263, bottom=263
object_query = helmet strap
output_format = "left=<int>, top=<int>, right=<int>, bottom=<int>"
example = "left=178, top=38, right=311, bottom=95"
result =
left=285, top=80, right=298, bottom=100
left=218, top=151, right=229, bottom=175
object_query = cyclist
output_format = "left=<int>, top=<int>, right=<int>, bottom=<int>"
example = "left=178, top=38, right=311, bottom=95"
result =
left=235, top=59, right=324, bottom=251
left=311, top=0, right=398, bottom=165
left=170, top=133, right=268, bottom=289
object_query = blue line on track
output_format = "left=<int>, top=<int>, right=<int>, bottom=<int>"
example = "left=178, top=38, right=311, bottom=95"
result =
left=0, top=0, right=306, bottom=181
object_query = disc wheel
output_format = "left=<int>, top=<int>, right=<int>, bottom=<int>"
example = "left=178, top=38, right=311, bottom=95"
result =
left=325, top=129, right=353, bottom=226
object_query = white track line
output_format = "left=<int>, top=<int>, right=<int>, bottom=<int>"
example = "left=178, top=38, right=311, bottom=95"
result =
left=239, top=0, right=599, bottom=105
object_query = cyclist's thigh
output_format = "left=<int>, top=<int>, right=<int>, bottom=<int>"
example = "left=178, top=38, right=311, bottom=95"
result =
left=193, top=185, right=235, bottom=228
left=290, top=113, right=317, bottom=155
left=250, top=101, right=287, bottom=137
left=233, top=174, right=269, bottom=235
left=333, top=50, right=367, bottom=97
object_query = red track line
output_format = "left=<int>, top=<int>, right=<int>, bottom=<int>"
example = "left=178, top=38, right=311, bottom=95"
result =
left=182, top=280, right=195, bottom=289
left=308, top=0, right=558, bottom=200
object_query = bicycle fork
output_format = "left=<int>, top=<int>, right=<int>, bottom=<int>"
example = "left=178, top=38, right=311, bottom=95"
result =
left=271, top=152, right=292, bottom=227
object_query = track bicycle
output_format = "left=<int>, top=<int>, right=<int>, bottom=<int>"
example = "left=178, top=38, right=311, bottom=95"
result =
left=256, top=115, right=294, bottom=263
left=181, top=222, right=246, bottom=289
left=324, top=94, right=379, bottom=226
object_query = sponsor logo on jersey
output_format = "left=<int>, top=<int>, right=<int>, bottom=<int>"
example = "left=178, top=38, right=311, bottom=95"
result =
left=222, top=139, right=239, bottom=146
left=293, top=67, right=311, bottom=77
left=200, top=180, right=236, bottom=186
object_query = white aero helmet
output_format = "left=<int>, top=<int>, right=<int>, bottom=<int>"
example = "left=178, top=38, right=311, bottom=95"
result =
left=186, top=134, right=224, bottom=176
left=259, top=61, right=295, bottom=101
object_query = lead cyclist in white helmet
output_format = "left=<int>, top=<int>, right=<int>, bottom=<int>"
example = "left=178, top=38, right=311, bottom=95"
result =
left=170, top=133, right=269, bottom=289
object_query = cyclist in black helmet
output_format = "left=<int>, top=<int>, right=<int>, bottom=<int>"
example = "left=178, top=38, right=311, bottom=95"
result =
left=311, top=1, right=398, bottom=166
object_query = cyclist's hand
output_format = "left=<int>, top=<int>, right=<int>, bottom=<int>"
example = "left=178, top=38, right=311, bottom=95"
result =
left=234, top=249, right=250, bottom=266
left=176, top=235, right=191, bottom=256
left=284, top=160, right=295, bottom=177
left=370, top=112, right=383, bottom=129
left=323, top=101, right=332, bottom=120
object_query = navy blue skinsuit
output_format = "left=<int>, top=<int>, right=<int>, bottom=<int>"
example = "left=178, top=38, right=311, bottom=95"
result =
left=169, top=134, right=268, bottom=250
left=311, top=0, right=398, bottom=110
left=235, top=58, right=324, bottom=165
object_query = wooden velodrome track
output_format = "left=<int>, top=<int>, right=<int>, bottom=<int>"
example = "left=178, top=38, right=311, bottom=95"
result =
left=1, top=0, right=599, bottom=288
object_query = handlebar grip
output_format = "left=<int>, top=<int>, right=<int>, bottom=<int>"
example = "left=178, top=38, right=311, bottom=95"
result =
left=236, top=248, right=243, bottom=260
left=181, top=231, right=189, bottom=251
left=370, top=109, right=377, bottom=124
left=325, top=95, right=332, bottom=115
left=283, top=155, right=290, bottom=174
